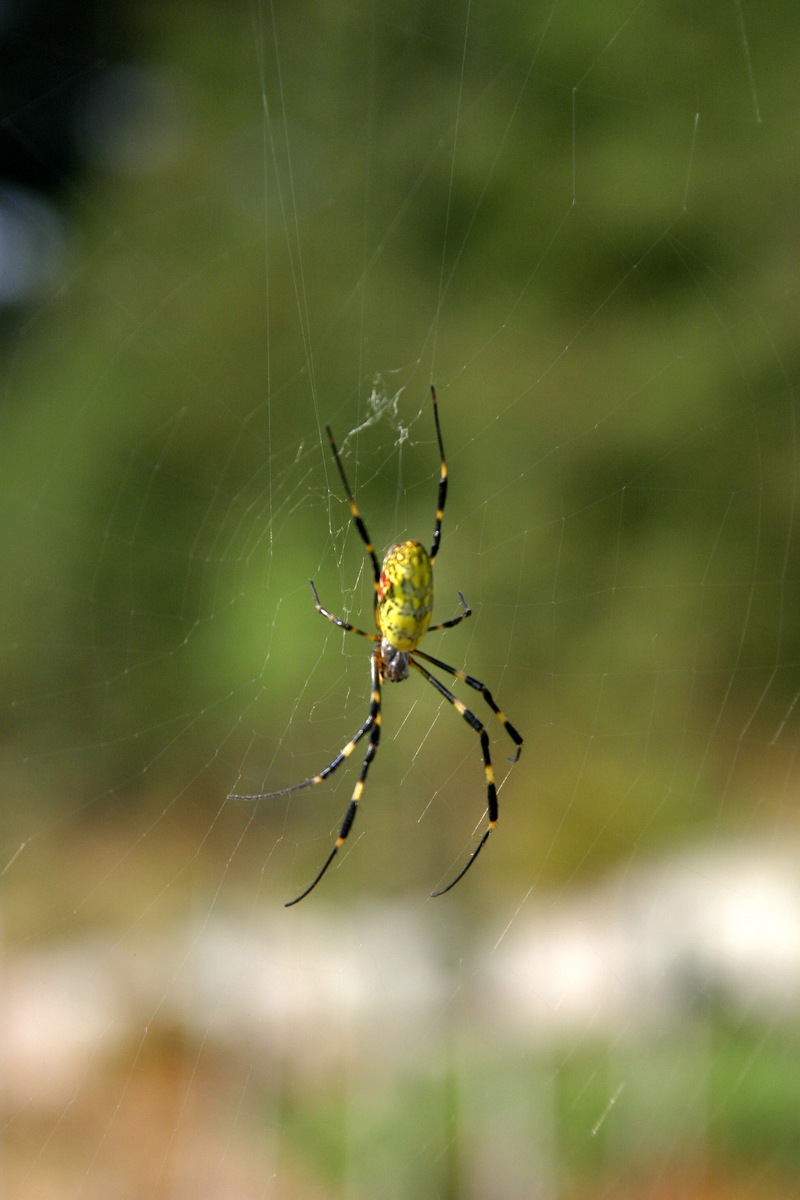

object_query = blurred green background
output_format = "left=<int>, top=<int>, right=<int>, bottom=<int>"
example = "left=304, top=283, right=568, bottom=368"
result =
left=2, top=0, right=799, bottom=1197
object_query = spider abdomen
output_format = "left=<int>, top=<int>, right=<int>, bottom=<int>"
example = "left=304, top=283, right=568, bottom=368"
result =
left=377, top=539, right=433, bottom=653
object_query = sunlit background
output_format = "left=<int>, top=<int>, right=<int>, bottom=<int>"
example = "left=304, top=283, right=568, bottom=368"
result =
left=3, top=1, right=800, bottom=1196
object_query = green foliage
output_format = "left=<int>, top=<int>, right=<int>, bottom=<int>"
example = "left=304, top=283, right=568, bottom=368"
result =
left=1, top=0, right=796, bottom=866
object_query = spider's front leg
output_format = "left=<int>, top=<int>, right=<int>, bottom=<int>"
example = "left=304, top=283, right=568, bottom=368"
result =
left=408, top=653, right=523, bottom=896
left=285, top=643, right=383, bottom=906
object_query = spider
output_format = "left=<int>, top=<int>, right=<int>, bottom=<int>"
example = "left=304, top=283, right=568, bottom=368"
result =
left=230, top=386, right=523, bottom=905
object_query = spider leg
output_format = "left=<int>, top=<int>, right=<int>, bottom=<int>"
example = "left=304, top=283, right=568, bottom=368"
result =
left=326, top=424, right=381, bottom=602
left=412, top=647, right=523, bottom=762
left=227, top=712, right=374, bottom=800
left=285, top=645, right=383, bottom=906
left=428, top=385, right=448, bottom=564
left=309, top=579, right=379, bottom=641
left=408, top=657, right=499, bottom=897
left=230, top=585, right=380, bottom=802
left=427, top=590, right=472, bottom=634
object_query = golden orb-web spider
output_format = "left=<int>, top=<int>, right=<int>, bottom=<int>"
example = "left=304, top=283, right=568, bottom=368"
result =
left=230, top=387, right=523, bottom=905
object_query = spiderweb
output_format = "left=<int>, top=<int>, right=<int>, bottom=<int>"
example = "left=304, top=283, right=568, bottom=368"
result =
left=2, top=2, right=799, bottom=1197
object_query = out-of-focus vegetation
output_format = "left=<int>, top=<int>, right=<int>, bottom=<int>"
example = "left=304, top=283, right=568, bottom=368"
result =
left=2, top=0, right=799, bottom=1196
left=3, top=0, right=797, bottom=868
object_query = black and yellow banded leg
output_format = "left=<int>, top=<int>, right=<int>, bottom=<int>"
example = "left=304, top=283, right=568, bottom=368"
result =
left=427, top=590, right=472, bottom=635
left=325, top=425, right=381, bottom=590
left=413, top=647, right=523, bottom=762
left=428, top=385, right=448, bottom=565
left=228, top=711, right=374, bottom=801
left=408, top=657, right=498, bottom=896
left=309, top=580, right=379, bottom=641
left=285, top=644, right=383, bottom=906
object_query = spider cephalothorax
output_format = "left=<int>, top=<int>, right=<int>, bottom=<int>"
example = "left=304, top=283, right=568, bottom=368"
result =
left=230, top=387, right=522, bottom=905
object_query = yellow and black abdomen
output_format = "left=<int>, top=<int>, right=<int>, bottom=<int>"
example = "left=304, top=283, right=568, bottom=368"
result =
left=377, top=539, right=433, bottom=652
